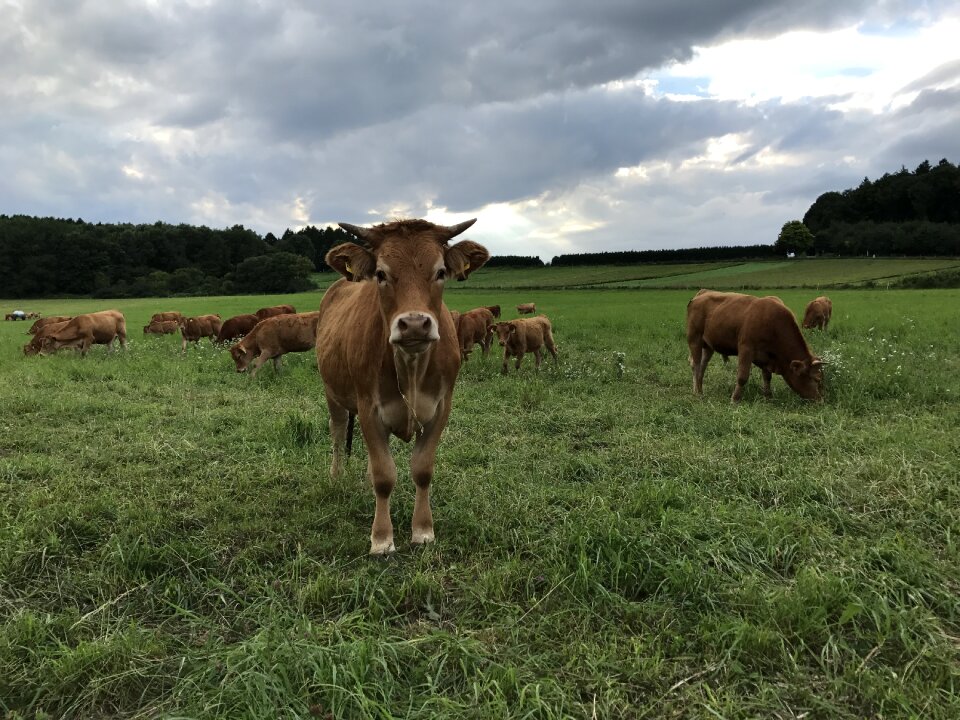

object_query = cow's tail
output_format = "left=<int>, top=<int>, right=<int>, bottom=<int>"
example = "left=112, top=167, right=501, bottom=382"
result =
left=345, top=412, right=356, bottom=457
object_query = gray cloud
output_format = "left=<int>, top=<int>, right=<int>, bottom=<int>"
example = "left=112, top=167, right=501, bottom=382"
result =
left=1, top=0, right=958, bottom=257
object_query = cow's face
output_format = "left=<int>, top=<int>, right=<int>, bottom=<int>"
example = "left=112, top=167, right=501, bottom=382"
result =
left=785, top=358, right=824, bottom=400
left=22, top=339, right=42, bottom=356
left=230, top=343, right=253, bottom=372
left=494, top=322, right=515, bottom=347
left=328, top=220, right=489, bottom=356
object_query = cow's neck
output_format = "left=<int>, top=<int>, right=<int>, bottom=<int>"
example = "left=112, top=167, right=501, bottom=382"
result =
left=392, top=345, right=434, bottom=438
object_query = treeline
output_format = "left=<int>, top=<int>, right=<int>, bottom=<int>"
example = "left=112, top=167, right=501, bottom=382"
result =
left=0, top=216, right=357, bottom=298
left=802, top=158, right=960, bottom=256
left=551, top=245, right=780, bottom=266
left=486, top=255, right=544, bottom=268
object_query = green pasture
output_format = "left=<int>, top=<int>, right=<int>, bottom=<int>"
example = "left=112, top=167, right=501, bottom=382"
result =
left=1, top=281, right=959, bottom=718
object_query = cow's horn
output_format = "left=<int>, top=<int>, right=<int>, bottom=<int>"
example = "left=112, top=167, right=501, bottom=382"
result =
left=338, top=223, right=375, bottom=242
left=442, top=218, right=477, bottom=240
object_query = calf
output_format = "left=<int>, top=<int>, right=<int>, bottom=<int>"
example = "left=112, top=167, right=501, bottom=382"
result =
left=255, top=304, right=296, bottom=321
left=180, top=314, right=222, bottom=353
left=31, top=311, right=127, bottom=357
left=494, top=316, right=558, bottom=374
left=217, top=313, right=260, bottom=343
left=516, top=302, right=536, bottom=315
left=230, top=312, right=320, bottom=377
left=802, top=296, right=833, bottom=330
left=28, top=316, right=71, bottom=335
left=23, top=319, right=72, bottom=356
left=150, top=311, right=184, bottom=324
left=457, top=307, right=495, bottom=360
left=686, top=289, right=823, bottom=402
left=143, top=320, right=179, bottom=335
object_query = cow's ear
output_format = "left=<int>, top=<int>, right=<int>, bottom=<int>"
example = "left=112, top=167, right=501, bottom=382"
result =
left=509, top=324, right=517, bottom=334
left=326, top=243, right=375, bottom=281
left=789, top=359, right=806, bottom=374
left=445, top=240, right=490, bottom=281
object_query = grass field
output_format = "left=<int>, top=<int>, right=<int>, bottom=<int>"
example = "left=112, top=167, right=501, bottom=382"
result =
left=2, top=276, right=959, bottom=718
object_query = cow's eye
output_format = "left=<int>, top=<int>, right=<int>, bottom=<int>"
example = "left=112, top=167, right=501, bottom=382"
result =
left=375, top=270, right=387, bottom=283
left=436, top=269, right=446, bottom=281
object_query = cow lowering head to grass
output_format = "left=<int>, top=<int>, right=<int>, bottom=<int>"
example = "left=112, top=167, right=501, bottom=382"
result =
left=316, top=218, right=489, bottom=554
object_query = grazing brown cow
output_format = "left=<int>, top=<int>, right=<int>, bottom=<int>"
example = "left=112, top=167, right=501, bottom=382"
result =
left=230, top=312, right=320, bottom=377
left=802, top=296, right=833, bottom=330
left=494, top=316, right=559, bottom=374
left=143, top=320, right=179, bottom=335
left=485, top=305, right=501, bottom=318
left=457, top=307, right=495, bottom=360
left=217, top=313, right=260, bottom=343
left=28, top=311, right=127, bottom=357
left=317, top=218, right=489, bottom=554
left=29, top=316, right=72, bottom=334
left=151, top=311, right=184, bottom=324
left=255, top=304, right=296, bottom=321
left=516, top=303, right=536, bottom=314
left=26, top=312, right=40, bottom=319
left=22, top=320, right=72, bottom=356
left=686, top=289, right=824, bottom=402
left=180, top=314, right=222, bottom=353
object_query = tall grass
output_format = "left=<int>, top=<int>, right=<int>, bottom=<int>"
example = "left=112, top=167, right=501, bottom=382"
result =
left=1, top=288, right=958, bottom=718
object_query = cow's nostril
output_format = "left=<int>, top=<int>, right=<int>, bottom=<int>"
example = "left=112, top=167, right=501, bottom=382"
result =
left=398, top=319, right=408, bottom=332
left=422, top=317, right=431, bottom=330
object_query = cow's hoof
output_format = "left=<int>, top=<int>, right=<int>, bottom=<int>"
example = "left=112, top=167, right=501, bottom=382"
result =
left=411, top=529, right=435, bottom=546
left=369, top=539, right=396, bottom=556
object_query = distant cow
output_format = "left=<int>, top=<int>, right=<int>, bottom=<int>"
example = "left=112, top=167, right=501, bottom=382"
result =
left=485, top=305, right=501, bottom=318
left=494, top=316, right=558, bottom=374
left=255, top=304, right=296, bottom=321
left=26, top=312, right=40, bottom=319
left=230, top=312, right=320, bottom=377
left=22, top=319, right=72, bottom=356
left=26, top=310, right=127, bottom=357
left=516, top=303, right=536, bottom=315
left=457, top=307, right=495, bottom=360
left=217, top=313, right=260, bottom=343
left=317, top=218, right=489, bottom=554
left=802, top=296, right=833, bottom=330
left=7, top=310, right=26, bottom=321
left=29, top=316, right=72, bottom=334
left=686, top=289, right=823, bottom=402
left=180, top=314, right=222, bottom=353
left=151, top=311, right=184, bottom=324
left=143, top=320, right=179, bottom=335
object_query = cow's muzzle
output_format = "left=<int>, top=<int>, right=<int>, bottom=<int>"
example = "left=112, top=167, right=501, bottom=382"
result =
left=390, top=312, right=440, bottom=353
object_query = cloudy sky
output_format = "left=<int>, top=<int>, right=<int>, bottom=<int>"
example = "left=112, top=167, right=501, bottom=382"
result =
left=3, top=1, right=959, bottom=260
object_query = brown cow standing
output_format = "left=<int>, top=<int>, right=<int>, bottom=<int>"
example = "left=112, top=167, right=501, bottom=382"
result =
left=151, top=311, right=184, bottom=324
left=494, top=316, right=559, bottom=374
left=802, top=296, right=833, bottom=330
left=30, top=311, right=127, bottom=357
left=28, top=316, right=71, bottom=334
left=317, top=218, right=489, bottom=554
left=217, top=313, right=260, bottom=343
left=22, top=319, right=72, bottom=355
left=180, top=314, right=222, bottom=353
left=516, top=303, right=536, bottom=314
left=143, top=320, right=179, bottom=335
left=686, top=289, right=824, bottom=402
left=230, top=312, right=320, bottom=377
left=255, top=304, right=296, bottom=321
left=457, top=307, right=495, bottom=360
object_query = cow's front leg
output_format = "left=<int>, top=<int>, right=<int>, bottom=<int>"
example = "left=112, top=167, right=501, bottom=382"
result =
left=249, top=351, right=271, bottom=378
left=761, top=368, right=773, bottom=398
left=409, top=397, right=452, bottom=546
left=359, top=410, right=397, bottom=555
left=731, top=352, right=753, bottom=403
left=501, top=347, right=510, bottom=374
left=534, top=347, right=543, bottom=369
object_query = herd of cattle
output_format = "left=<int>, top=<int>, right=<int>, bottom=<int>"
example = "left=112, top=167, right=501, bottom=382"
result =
left=11, top=218, right=836, bottom=553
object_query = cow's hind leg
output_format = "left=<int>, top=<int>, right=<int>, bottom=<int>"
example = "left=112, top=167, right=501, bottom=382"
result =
left=273, top=355, right=283, bottom=374
left=761, top=367, right=773, bottom=398
left=691, top=344, right=713, bottom=395
left=534, top=347, right=543, bottom=369
left=544, top=330, right=559, bottom=363
left=731, top=352, right=753, bottom=403
left=409, top=396, right=452, bottom=546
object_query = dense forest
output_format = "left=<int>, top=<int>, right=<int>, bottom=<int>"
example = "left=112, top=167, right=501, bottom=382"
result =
left=2, top=159, right=957, bottom=297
